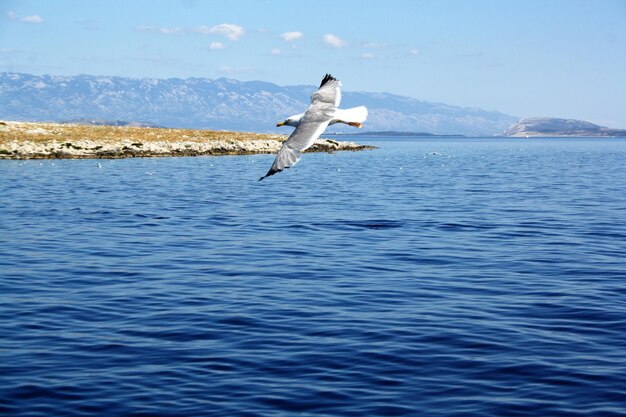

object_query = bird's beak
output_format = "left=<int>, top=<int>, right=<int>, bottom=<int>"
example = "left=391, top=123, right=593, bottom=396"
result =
left=276, top=121, right=286, bottom=127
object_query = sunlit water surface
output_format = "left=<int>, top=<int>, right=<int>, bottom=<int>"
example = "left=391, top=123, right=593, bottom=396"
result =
left=1, top=137, right=625, bottom=416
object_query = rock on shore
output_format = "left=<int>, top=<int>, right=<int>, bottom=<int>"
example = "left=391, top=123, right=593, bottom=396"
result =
left=0, top=121, right=374, bottom=159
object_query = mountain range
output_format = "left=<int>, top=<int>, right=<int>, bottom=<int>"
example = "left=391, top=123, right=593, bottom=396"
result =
left=3, top=72, right=624, bottom=137
left=0, top=72, right=517, bottom=136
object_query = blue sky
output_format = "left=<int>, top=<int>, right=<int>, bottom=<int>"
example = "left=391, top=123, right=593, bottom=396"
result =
left=2, top=0, right=625, bottom=127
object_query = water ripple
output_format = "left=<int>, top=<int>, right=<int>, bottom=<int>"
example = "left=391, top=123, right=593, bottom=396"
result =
left=1, top=139, right=626, bottom=416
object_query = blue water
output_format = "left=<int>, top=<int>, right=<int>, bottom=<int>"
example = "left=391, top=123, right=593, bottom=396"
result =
left=1, top=137, right=626, bottom=416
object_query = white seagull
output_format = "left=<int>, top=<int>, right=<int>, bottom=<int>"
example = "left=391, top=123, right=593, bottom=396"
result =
left=259, top=74, right=368, bottom=180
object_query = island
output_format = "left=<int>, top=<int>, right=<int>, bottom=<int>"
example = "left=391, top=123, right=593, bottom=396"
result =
left=0, top=121, right=374, bottom=160
left=327, top=131, right=467, bottom=138
left=504, top=117, right=626, bottom=137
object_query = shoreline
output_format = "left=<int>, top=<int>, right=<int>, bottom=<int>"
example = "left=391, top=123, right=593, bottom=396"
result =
left=0, top=121, right=375, bottom=160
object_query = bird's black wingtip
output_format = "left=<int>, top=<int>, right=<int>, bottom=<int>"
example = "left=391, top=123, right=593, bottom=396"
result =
left=319, top=73, right=337, bottom=88
left=259, top=168, right=281, bottom=181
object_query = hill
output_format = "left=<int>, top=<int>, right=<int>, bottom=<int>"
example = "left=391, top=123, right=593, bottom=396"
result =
left=505, top=117, right=626, bottom=137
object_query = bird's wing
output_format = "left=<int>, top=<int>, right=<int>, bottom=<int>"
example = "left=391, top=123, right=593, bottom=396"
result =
left=283, top=114, right=331, bottom=153
left=310, top=74, right=341, bottom=109
left=259, top=117, right=331, bottom=180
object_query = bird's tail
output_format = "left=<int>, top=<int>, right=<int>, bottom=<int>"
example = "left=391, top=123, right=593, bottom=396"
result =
left=335, top=106, right=368, bottom=124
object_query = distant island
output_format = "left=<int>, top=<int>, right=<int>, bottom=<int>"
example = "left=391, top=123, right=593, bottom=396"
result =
left=505, top=117, right=626, bottom=137
left=333, top=119, right=626, bottom=138
left=326, top=131, right=467, bottom=138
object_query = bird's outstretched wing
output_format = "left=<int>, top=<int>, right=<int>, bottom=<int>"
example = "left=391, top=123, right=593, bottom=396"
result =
left=311, top=73, right=342, bottom=108
left=259, top=118, right=330, bottom=180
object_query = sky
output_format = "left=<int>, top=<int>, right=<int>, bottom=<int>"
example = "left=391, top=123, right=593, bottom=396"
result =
left=1, top=0, right=626, bottom=127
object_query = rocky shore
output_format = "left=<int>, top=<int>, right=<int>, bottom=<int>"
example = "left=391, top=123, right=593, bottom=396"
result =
left=0, top=121, right=374, bottom=159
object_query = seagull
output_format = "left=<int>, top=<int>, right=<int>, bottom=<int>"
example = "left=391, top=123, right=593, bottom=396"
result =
left=259, top=74, right=368, bottom=180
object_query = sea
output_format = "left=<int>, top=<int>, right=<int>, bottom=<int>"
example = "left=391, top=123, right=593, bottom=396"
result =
left=1, top=137, right=625, bottom=417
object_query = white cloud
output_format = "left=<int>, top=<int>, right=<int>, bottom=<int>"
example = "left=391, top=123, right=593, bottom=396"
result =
left=409, top=48, right=419, bottom=55
left=137, top=26, right=184, bottom=35
left=280, top=31, right=303, bottom=42
left=323, top=34, right=347, bottom=48
left=7, top=11, right=43, bottom=24
left=21, top=15, right=43, bottom=24
left=161, top=27, right=183, bottom=35
left=270, top=48, right=281, bottom=56
left=208, top=41, right=225, bottom=50
left=360, top=52, right=375, bottom=60
left=363, top=42, right=388, bottom=49
left=196, top=23, right=245, bottom=40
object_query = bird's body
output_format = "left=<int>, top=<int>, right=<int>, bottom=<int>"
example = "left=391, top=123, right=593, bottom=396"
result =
left=259, top=74, right=368, bottom=180
left=278, top=106, right=368, bottom=129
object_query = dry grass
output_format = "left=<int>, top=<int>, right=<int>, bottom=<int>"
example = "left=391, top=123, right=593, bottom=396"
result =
left=0, top=121, right=374, bottom=159
left=0, top=121, right=283, bottom=145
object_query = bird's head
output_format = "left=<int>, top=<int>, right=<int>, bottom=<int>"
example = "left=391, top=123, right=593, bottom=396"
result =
left=276, top=113, right=304, bottom=127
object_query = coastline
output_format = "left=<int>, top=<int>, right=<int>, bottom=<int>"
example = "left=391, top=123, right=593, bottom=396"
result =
left=0, top=121, right=375, bottom=160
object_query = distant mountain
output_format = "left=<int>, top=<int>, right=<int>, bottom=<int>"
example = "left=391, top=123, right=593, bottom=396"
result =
left=505, top=117, right=626, bottom=137
left=0, top=72, right=518, bottom=136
